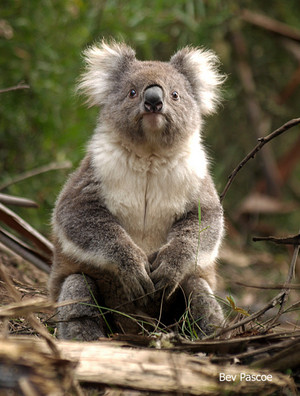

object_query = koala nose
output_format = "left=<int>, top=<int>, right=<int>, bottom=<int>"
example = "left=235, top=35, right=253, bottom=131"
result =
left=144, top=85, right=163, bottom=113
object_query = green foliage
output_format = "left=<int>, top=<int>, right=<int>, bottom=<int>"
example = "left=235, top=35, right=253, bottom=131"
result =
left=226, top=295, right=250, bottom=317
left=1, top=0, right=300, bottom=236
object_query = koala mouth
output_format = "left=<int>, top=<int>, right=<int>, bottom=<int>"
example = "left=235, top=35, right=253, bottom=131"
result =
left=142, top=112, right=166, bottom=133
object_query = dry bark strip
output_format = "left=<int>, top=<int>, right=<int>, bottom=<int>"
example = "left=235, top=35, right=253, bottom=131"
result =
left=0, top=203, right=53, bottom=256
left=0, top=337, right=296, bottom=395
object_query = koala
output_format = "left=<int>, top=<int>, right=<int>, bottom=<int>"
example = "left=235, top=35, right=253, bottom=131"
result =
left=49, top=40, right=225, bottom=340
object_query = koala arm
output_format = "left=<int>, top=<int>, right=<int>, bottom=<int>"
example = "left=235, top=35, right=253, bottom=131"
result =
left=53, top=157, right=155, bottom=303
left=150, top=175, right=223, bottom=297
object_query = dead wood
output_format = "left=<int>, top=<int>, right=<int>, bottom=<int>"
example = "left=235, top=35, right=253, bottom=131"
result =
left=0, top=297, right=55, bottom=317
left=0, top=193, right=38, bottom=208
left=253, top=233, right=300, bottom=245
left=0, top=203, right=53, bottom=257
left=0, top=83, right=30, bottom=94
left=0, top=261, right=59, bottom=357
left=0, top=337, right=296, bottom=395
left=252, top=339, right=300, bottom=371
left=0, top=227, right=51, bottom=273
left=113, top=331, right=300, bottom=356
left=0, top=339, right=79, bottom=396
left=235, top=281, right=300, bottom=290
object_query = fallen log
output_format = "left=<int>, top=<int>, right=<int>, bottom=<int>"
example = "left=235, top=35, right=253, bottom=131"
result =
left=0, top=337, right=296, bottom=395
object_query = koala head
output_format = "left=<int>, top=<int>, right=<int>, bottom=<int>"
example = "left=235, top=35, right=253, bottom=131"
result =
left=78, top=40, right=224, bottom=151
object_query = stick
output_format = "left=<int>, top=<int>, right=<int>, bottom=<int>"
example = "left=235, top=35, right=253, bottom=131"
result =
left=0, top=84, right=30, bottom=94
left=241, top=9, right=300, bottom=42
left=220, top=118, right=300, bottom=202
left=253, top=233, right=300, bottom=245
left=0, top=161, right=72, bottom=191
left=235, top=281, right=300, bottom=290
left=265, top=237, right=300, bottom=329
left=0, top=193, right=38, bottom=208
left=0, top=229, right=51, bottom=273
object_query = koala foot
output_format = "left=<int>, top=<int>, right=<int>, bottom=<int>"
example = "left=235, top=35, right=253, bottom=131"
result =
left=181, top=276, right=224, bottom=338
left=57, top=273, right=106, bottom=340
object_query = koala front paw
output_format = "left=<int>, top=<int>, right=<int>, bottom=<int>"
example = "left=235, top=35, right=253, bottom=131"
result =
left=150, top=247, right=191, bottom=298
left=150, top=260, right=178, bottom=298
left=120, top=264, right=155, bottom=306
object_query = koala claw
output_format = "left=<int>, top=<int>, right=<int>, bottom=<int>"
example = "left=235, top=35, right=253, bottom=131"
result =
left=150, top=262, right=181, bottom=299
left=121, top=267, right=155, bottom=305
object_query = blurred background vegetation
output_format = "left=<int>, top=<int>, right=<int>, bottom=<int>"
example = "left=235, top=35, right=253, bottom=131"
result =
left=1, top=0, right=299, bottom=252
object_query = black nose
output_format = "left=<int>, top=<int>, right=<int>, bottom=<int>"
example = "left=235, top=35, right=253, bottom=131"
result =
left=144, top=85, right=163, bottom=113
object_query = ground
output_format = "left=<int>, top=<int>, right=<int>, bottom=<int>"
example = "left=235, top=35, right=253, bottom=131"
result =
left=0, top=237, right=299, bottom=395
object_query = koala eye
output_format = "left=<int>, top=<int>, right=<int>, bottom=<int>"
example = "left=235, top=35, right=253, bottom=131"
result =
left=129, top=89, right=137, bottom=98
left=171, top=91, right=179, bottom=101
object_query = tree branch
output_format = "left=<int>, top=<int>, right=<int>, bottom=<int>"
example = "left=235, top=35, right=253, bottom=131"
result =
left=253, top=233, right=300, bottom=245
left=220, top=118, right=300, bottom=202
left=241, top=9, right=300, bottom=42
left=0, top=161, right=72, bottom=191
left=0, top=84, right=30, bottom=94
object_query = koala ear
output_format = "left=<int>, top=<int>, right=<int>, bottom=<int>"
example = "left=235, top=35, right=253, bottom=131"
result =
left=170, top=47, right=225, bottom=115
left=77, top=40, right=136, bottom=106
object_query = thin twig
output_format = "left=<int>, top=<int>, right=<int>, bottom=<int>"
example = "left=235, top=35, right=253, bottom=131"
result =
left=207, top=290, right=286, bottom=339
left=153, top=287, right=166, bottom=334
left=220, top=118, right=300, bottom=202
left=265, top=237, right=300, bottom=329
left=0, top=161, right=72, bottom=191
left=212, top=337, right=297, bottom=363
left=0, top=84, right=30, bottom=94
left=253, top=233, right=300, bottom=245
left=235, top=281, right=300, bottom=290
left=286, top=237, right=300, bottom=281
left=282, top=299, right=300, bottom=315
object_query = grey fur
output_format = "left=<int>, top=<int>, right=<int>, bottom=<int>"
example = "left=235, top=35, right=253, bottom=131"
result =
left=57, top=274, right=105, bottom=340
left=49, top=40, right=225, bottom=339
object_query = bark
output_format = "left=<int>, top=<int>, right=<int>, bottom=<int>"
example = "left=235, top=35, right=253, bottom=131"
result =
left=0, top=337, right=296, bottom=395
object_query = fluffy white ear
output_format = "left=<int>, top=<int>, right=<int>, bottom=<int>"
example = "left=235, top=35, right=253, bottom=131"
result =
left=77, top=40, right=136, bottom=106
left=170, top=47, right=225, bottom=115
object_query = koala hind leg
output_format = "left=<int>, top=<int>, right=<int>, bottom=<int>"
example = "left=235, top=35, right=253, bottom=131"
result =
left=57, top=274, right=106, bottom=340
left=181, top=275, right=224, bottom=338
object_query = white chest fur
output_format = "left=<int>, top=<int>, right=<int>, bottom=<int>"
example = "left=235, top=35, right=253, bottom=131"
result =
left=89, top=129, right=208, bottom=254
